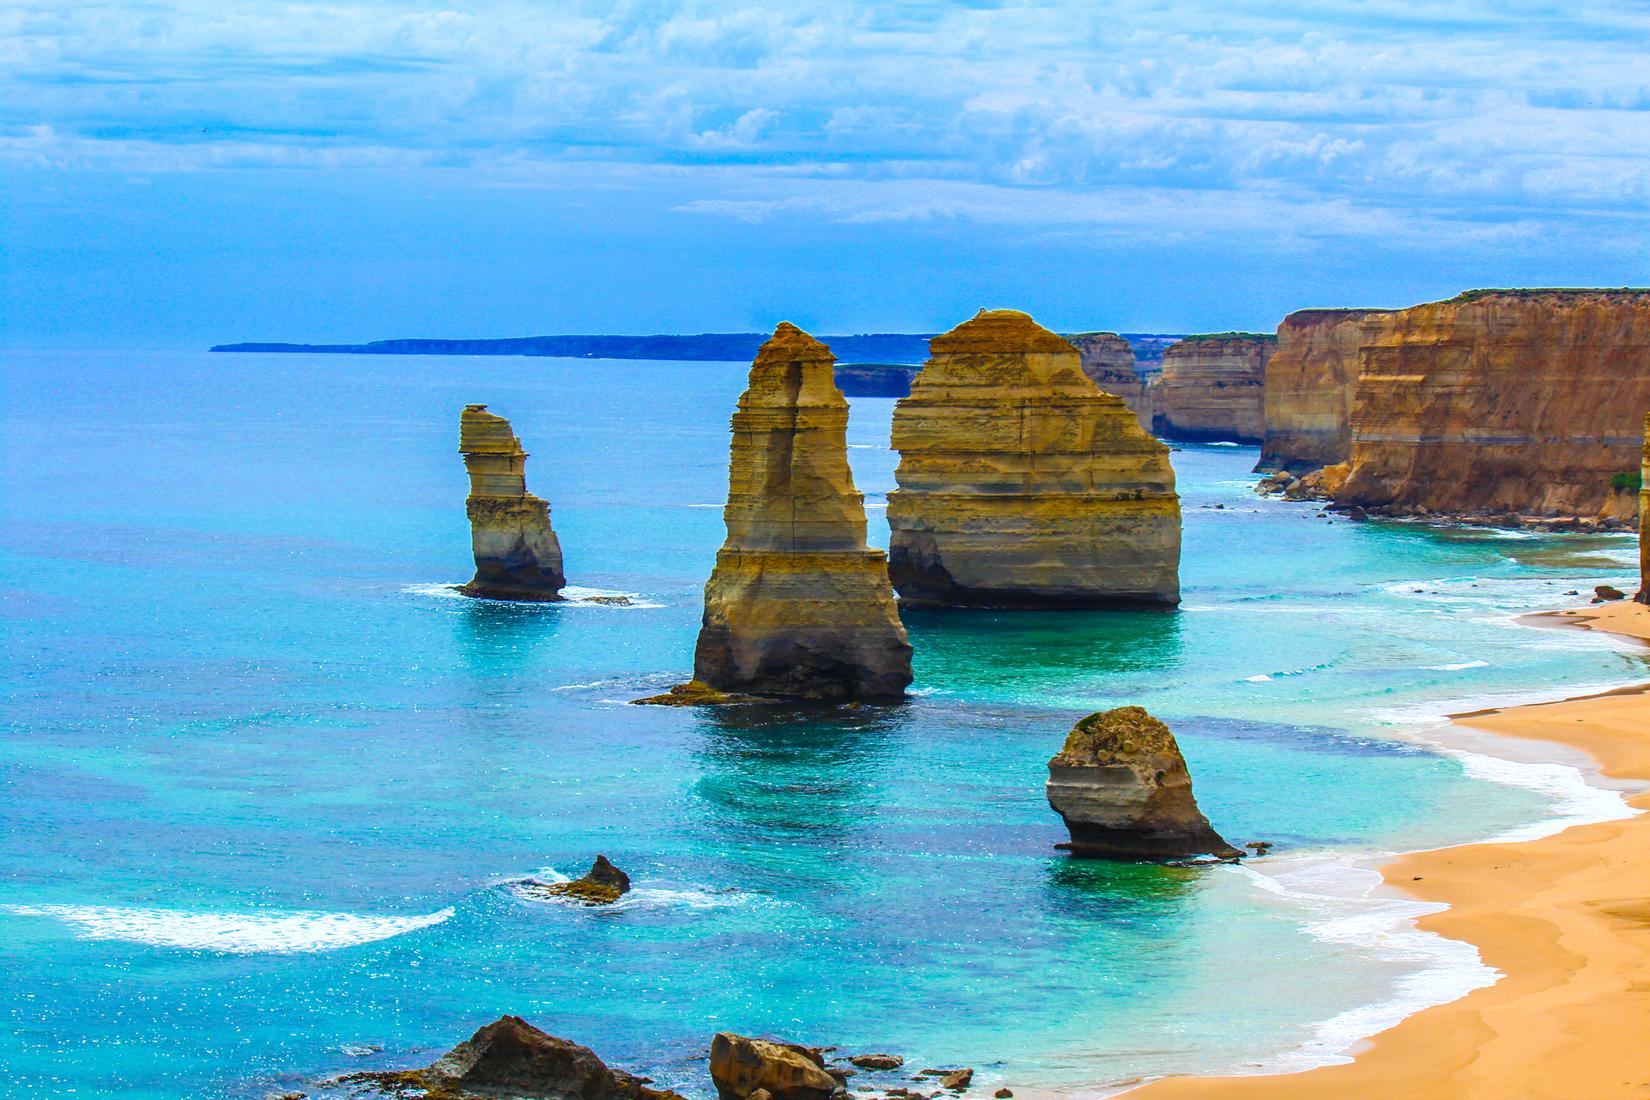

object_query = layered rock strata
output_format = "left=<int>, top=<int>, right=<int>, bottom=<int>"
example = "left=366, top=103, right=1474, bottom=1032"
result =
left=1336, top=289, right=1650, bottom=522
left=682, top=323, right=912, bottom=701
left=458, top=405, right=566, bottom=600
left=1638, top=413, right=1649, bottom=604
left=1046, top=706, right=1238, bottom=861
left=888, top=310, right=1180, bottom=608
left=1067, top=331, right=1153, bottom=433
left=1154, top=333, right=1275, bottom=442
left=1257, top=309, right=1393, bottom=472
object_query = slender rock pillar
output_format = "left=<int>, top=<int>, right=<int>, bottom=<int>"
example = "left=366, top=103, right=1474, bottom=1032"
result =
left=458, top=405, right=566, bottom=600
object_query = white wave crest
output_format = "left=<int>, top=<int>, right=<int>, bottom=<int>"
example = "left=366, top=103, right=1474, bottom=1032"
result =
left=1425, top=660, right=1489, bottom=672
left=2, top=903, right=452, bottom=954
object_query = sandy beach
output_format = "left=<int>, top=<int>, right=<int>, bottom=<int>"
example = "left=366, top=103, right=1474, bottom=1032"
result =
left=1131, top=601, right=1650, bottom=1100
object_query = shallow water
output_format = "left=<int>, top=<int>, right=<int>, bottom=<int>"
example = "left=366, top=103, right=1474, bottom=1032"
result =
left=1, top=348, right=1643, bottom=1098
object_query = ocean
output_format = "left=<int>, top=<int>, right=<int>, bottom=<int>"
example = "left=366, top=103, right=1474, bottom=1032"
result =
left=1, top=347, right=1644, bottom=1099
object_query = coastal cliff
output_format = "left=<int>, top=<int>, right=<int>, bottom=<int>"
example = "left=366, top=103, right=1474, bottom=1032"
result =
left=1068, top=332, right=1153, bottom=433
left=682, top=323, right=912, bottom=701
left=1336, top=289, right=1650, bottom=522
left=458, top=405, right=566, bottom=600
left=1155, top=333, right=1274, bottom=443
left=1639, top=413, right=1649, bottom=604
left=887, top=310, right=1181, bottom=608
left=1257, top=309, right=1393, bottom=472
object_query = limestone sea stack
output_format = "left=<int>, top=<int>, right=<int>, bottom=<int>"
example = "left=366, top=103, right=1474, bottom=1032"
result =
left=1336, top=289, right=1650, bottom=523
left=887, top=310, right=1180, bottom=608
left=458, top=405, right=566, bottom=600
left=1638, top=413, right=1649, bottom=604
left=1257, top=309, right=1394, bottom=473
left=685, top=323, right=912, bottom=701
left=1046, top=706, right=1238, bottom=861
left=1067, top=331, right=1153, bottom=433
left=1154, top=333, right=1275, bottom=443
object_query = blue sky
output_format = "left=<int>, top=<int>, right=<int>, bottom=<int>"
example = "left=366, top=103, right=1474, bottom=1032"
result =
left=3, top=1, right=1647, bottom=344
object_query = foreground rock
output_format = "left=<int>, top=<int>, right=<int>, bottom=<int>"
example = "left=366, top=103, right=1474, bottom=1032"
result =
left=1154, top=333, right=1275, bottom=443
left=534, top=855, right=631, bottom=905
left=709, top=1033, right=837, bottom=1100
left=673, top=323, right=912, bottom=701
left=1067, top=331, right=1153, bottom=434
left=458, top=405, right=566, bottom=600
left=346, top=1016, right=684, bottom=1100
left=888, top=310, right=1181, bottom=608
left=1639, top=413, right=1649, bottom=605
left=1257, top=308, right=1393, bottom=473
left=1046, top=707, right=1239, bottom=861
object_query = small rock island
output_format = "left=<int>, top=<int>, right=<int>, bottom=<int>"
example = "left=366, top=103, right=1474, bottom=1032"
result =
left=458, top=404, right=566, bottom=600
left=1046, top=706, right=1239, bottom=861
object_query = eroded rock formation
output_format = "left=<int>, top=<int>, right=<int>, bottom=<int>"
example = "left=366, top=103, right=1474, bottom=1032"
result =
left=1067, top=331, right=1153, bottom=433
left=1155, top=333, right=1274, bottom=443
left=680, top=323, right=912, bottom=701
left=709, top=1033, right=837, bottom=1100
left=1638, top=413, right=1649, bottom=605
left=1336, top=289, right=1650, bottom=523
left=887, top=310, right=1180, bottom=608
left=1257, top=309, right=1393, bottom=472
left=1046, top=706, right=1238, bottom=861
left=459, top=405, right=566, bottom=600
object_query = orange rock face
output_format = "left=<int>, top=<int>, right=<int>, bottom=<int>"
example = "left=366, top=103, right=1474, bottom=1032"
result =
left=1638, top=414, right=1649, bottom=604
left=1155, top=334, right=1275, bottom=442
left=1257, top=309, right=1394, bottom=472
left=458, top=405, right=566, bottom=600
left=1067, top=331, right=1153, bottom=433
left=1337, top=290, right=1650, bottom=522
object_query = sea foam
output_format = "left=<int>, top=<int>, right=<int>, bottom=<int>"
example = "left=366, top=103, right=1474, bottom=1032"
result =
left=2, top=903, right=452, bottom=954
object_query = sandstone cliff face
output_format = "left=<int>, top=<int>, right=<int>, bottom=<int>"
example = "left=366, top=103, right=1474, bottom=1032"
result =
left=1336, top=290, right=1650, bottom=521
left=1638, top=413, right=1649, bottom=604
left=1258, top=309, right=1393, bottom=472
left=1155, top=333, right=1274, bottom=442
left=689, top=323, right=912, bottom=701
left=1067, top=331, right=1153, bottom=433
left=888, top=310, right=1181, bottom=608
left=458, top=405, right=566, bottom=600
left=1046, top=706, right=1238, bottom=860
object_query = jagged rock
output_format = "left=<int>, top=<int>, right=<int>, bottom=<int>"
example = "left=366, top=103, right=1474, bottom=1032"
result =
left=538, top=855, right=631, bottom=905
left=1046, top=707, right=1239, bottom=861
left=458, top=405, right=566, bottom=600
left=1154, top=333, right=1275, bottom=443
left=1067, top=332, right=1153, bottom=434
left=1335, top=289, right=1650, bottom=523
left=631, top=682, right=754, bottom=707
left=1638, top=413, right=1649, bottom=605
left=1257, top=309, right=1395, bottom=473
left=677, top=323, right=912, bottom=702
left=345, top=1015, right=684, bottom=1100
left=848, top=1056, right=903, bottom=1071
left=709, top=1033, right=838, bottom=1100
left=888, top=310, right=1181, bottom=608
left=938, top=1070, right=972, bottom=1091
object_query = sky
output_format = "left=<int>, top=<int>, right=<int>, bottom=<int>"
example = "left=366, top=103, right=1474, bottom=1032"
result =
left=3, top=0, right=1648, bottom=345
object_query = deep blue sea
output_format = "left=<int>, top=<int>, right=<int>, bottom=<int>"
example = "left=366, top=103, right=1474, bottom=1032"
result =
left=1, top=348, right=1644, bottom=1099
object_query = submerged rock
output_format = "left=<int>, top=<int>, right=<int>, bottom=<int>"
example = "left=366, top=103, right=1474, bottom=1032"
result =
left=458, top=405, right=566, bottom=600
left=1046, top=707, right=1239, bottom=861
left=536, top=855, right=631, bottom=905
left=709, top=1033, right=838, bottom=1100
left=888, top=310, right=1181, bottom=609
left=848, top=1055, right=903, bottom=1071
left=345, top=1015, right=684, bottom=1100
left=679, top=323, right=912, bottom=702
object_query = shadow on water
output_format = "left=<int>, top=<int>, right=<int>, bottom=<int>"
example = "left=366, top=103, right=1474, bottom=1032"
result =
left=1041, top=855, right=1201, bottom=922
left=452, top=595, right=563, bottom=671
left=903, top=606, right=1185, bottom=690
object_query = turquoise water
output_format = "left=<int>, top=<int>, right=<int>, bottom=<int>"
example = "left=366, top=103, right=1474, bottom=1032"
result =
left=1, top=348, right=1644, bottom=1099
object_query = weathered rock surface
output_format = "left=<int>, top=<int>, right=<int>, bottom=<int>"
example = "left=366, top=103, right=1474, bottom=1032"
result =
left=1639, top=413, right=1649, bottom=604
left=1067, top=332, right=1153, bottom=434
left=686, top=323, right=912, bottom=701
left=1154, top=333, right=1275, bottom=443
left=888, top=310, right=1181, bottom=608
left=458, top=405, right=566, bottom=600
left=1046, top=706, right=1238, bottom=860
left=534, top=855, right=631, bottom=905
left=709, top=1033, right=838, bottom=1100
left=1257, top=309, right=1393, bottom=472
left=1336, top=289, right=1650, bottom=522
left=346, top=1016, right=685, bottom=1100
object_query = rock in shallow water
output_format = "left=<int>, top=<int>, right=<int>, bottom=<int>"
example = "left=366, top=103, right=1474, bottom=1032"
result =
left=534, top=855, right=631, bottom=905
left=709, top=1033, right=839, bottom=1100
left=457, top=405, right=566, bottom=601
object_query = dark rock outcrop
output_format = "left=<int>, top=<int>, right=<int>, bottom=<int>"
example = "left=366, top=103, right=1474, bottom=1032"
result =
left=458, top=405, right=566, bottom=600
left=535, top=855, right=631, bottom=905
left=709, top=1033, right=838, bottom=1100
left=1046, top=707, right=1238, bottom=861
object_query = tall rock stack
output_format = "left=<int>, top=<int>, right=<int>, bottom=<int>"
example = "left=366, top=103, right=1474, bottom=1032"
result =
left=1336, top=289, right=1650, bottom=523
left=1067, top=331, right=1153, bottom=434
left=1257, top=309, right=1393, bottom=473
left=1155, top=333, right=1275, bottom=443
left=1638, top=412, right=1649, bottom=605
left=458, top=405, right=566, bottom=600
left=888, top=309, right=1181, bottom=608
left=688, top=323, right=912, bottom=701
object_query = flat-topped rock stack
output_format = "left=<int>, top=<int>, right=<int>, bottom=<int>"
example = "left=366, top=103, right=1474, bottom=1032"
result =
left=1336, top=289, right=1650, bottom=523
left=673, top=323, right=912, bottom=702
left=458, top=405, right=567, bottom=600
left=1067, top=331, right=1153, bottom=434
left=1154, top=333, right=1275, bottom=443
left=887, top=309, right=1181, bottom=608
left=1257, top=309, right=1394, bottom=473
